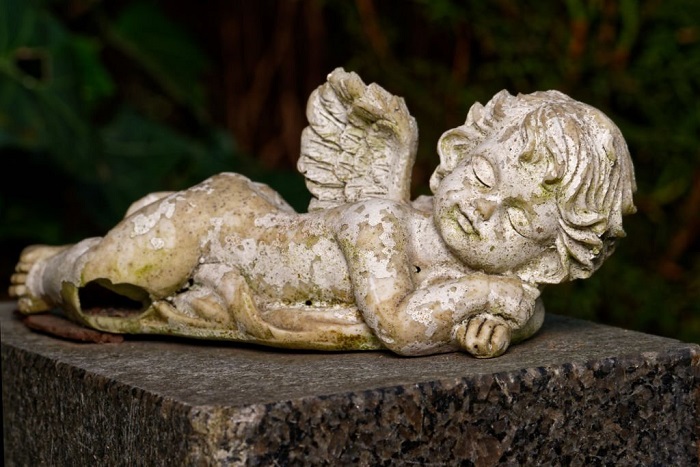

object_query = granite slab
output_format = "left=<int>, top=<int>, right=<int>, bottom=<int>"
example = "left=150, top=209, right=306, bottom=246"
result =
left=2, top=302, right=698, bottom=465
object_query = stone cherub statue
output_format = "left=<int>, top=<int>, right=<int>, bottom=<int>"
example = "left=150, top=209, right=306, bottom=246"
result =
left=9, top=68, right=636, bottom=358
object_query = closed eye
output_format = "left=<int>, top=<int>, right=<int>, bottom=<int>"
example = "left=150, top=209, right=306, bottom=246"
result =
left=472, top=155, right=496, bottom=188
left=506, top=205, right=533, bottom=238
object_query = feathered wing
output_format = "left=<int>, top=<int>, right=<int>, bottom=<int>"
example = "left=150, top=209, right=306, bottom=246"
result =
left=298, top=68, right=418, bottom=211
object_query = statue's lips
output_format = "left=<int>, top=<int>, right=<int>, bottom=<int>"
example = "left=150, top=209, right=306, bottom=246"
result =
left=453, top=206, right=479, bottom=236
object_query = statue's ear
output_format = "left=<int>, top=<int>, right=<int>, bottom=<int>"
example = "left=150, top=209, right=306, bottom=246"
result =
left=431, top=128, right=471, bottom=193
left=437, top=128, right=470, bottom=173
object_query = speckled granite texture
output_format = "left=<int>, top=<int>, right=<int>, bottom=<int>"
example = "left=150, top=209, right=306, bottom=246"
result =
left=2, top=302, right=698, bottom=466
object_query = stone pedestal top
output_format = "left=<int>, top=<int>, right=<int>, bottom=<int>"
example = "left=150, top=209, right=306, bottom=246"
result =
left=2, top=302, right=698, bottom=465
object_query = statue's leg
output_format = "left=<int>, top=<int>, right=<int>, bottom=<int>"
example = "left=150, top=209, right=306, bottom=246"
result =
left=78, top=173, right=283, bottom=300
left=9, top=207, right=203, bottom=322
left=159, top=263, right=275, bottom=339
left=9, top=191, right=190, bottom=315
left=124, top=191, right=175, bottom=218
left=158, top=262, right=382, bottom=350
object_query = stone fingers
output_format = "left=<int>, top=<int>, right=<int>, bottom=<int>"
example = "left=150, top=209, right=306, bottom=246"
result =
left=454, top=314, right=512, bottom=358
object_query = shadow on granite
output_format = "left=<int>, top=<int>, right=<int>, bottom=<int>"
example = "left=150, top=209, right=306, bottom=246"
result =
left=2, top=302, right=698, bottom=465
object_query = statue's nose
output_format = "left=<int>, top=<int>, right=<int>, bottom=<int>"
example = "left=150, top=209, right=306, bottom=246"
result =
left=475, top=199, right=497, bottom=220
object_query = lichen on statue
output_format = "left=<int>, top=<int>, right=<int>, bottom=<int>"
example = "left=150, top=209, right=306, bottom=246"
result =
left=9, top=68, right=637, bottom=358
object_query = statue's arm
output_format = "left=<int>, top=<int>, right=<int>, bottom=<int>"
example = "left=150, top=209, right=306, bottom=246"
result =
left=336, top=201, right=539, bottom=356
left=336, top=201, right=420, bottom=353
left=398, top=274, right=541, bottom=357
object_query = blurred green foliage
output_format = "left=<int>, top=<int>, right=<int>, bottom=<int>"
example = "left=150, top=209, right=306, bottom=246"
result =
left=0, top=0, right=242, bottom=243
left=1, top=0, right=698, bottom=342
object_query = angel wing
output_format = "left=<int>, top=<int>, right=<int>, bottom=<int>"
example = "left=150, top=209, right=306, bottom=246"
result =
left=298, top=68, right=418, bottom=211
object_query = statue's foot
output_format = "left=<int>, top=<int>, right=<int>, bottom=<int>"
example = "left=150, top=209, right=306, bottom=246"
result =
left=9, top=244, right=68, bottom=313
left=454, top=313, right=512, bottom=358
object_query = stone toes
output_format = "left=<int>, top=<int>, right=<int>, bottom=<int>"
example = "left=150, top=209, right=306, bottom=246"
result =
left=19, top=244, right=66, bottom=264
left=19, top=245, right=48, bottom=262
left=15, top=261, right=32, bottom=273
left=8, top=284, right=27, bottom=298
left=10, top=273, right=27, bottom=285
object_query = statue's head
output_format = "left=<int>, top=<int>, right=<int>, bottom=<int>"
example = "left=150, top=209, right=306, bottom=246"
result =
left=431, top=90, right=637, bottom=284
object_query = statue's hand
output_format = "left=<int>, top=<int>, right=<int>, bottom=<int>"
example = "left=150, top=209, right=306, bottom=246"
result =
left=453, top=313, right=511, bottom=358
left=452, top=275, right=538, bottom=358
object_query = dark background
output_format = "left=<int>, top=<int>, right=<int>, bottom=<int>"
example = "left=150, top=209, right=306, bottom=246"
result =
left=1, top=0, right=698, bottom=342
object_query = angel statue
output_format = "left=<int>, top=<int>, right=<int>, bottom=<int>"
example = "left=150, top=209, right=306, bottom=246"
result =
left=9, top=68, right=636, bottom=358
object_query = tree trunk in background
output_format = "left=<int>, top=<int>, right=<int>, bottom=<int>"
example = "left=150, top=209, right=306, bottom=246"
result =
left=215, top=0, right=328, bottom=170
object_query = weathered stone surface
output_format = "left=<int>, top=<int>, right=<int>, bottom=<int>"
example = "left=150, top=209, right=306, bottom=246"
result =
left=9, top=70, right=638, bottom=359
left=2, top=301, right=698, bottom=465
